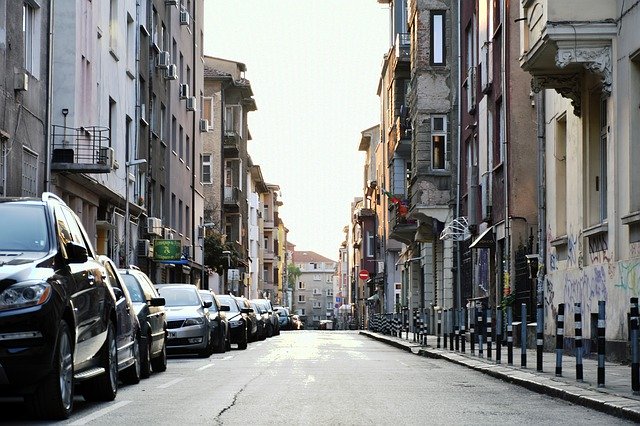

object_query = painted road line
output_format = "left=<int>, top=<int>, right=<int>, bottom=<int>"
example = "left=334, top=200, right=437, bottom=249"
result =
left=70, top=400, right=131, bottom=425
left=157, top=378, right=185, bottom=389
left=222, top=356, right=233, bottom=360
left=197, top=363, right=215, bottom=371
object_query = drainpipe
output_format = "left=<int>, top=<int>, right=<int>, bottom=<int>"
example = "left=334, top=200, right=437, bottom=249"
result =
left=536, top=91, right=546, bottom=315
left=45, top=0, right=56, bottom=192
left=455, top=0, right=462, bottom=314
left=502, top=0, right=511, bottom=303
left=191, top=0, right=198, bottom=285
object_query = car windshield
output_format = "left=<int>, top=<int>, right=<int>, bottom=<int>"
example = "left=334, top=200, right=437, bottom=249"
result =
left=217, top=295, right=239, bottom=312
left=199, top=292, right=218, bottom=312
left=159, top=287, right=200, bottom=307
left=0, top=204, right=49, bottom=252
left=120, top=274, right=146, bottom=303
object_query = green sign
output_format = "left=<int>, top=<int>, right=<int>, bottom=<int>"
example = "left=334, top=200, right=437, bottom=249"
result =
left=153, top=239, right=182, bottom=261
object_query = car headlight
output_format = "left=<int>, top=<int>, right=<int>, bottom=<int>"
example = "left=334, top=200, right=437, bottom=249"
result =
left=0, top=282, right=51, bottom=311
left=183, top=317, right=204, bottom=326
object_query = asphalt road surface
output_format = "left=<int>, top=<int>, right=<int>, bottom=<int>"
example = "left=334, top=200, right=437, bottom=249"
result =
left=1, top=331, right=632, bottom=425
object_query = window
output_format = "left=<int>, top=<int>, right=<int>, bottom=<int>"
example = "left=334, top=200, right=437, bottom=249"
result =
left=431, top=115, right=447, bottom=170
left=498, top=101, right=505, bottom=163
left=313, top=288, right=320, bottom=295
left=225, top=105, right=242, bottom=135
left=160, top=104, right=166, bottom=142
left=312, top=315, right=320, bottom=321
left=326, top=302, right=333, bottom=310
left=555, top=113, right=567, bottom=236
left=23, top=3, right=36, bottom=74
left=178, top=125, right=183, bottom=160
left=109, top=0, right=118, bottom=52
left=327, top=289, right=333, bottom=296
left=586, top=91, right=607, bottom=225
left=366, top=231, right=374, bottom=258
left=300, top=308, right=306, bottom=316
left=599, top=98, right=608, bottom=222
left=171, top=193, right=176, bottom=230
left=298, top=295, right=306, bottom=303
left=186, top=135, right=190, bottom=168
left=151, top=8, right=159, bottom=48
left=178, top=199, right=183, bottom=234
left=430, top=11, right=446, bottom=65
left=313, top=274, right=321, bottom=281
left=202, top=96, right=214, bottom=129
left=465, top=23, right=475, bottom=112
left=312, top=301, right=321, bottom=309
left=126, top=14, right=134, bottom=73
left=298, top=281, right=305, bottom=290
left=151, top=95, right=157, bottom=133
left=171, top=116, right=177, bottom=152
left=21, top=148, right=38, bottom=197
left=201, top=154, right=212, bottom=184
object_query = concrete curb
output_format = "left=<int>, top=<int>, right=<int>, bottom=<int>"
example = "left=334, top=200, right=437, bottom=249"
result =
left=360, top=331, right=640, bottom=423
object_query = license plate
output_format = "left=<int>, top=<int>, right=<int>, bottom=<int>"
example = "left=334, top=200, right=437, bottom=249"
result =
left=168, top=331, right=177, bottom=338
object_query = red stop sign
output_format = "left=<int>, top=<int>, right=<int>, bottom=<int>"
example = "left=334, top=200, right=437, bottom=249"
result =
left=359, top=269, right=370, bottom=280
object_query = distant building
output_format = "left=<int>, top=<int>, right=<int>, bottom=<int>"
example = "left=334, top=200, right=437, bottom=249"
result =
left=291, top=250, right=337, bottom=329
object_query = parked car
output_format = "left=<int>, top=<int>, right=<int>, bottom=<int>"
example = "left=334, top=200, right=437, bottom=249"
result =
left=251, top=299, right=279, bottom=338
left=97, top=256, right=142, bottom=385
left=291, top=314, right=304, bottom=330
left=119, top=267, right=167, bottom=377
left=235, top=296, right=259, bottom=341
left=263, top=299, right=281, bottom=336
left=198, top=290, right=230, bottom=353
left=249, top=300, right=268, bottom=340
left=156, top=284, right=213, bottom=357
left=274, top=307, right=292, bottom=330
left=217, top=294, right=251, bottom=349
left=0, top=193, right=119, bottom=419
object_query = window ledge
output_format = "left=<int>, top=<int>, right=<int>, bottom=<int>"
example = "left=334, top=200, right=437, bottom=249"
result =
left=583, top=222, right=608, bottom=238
left=550, top=235, right=568, bottom=247
left=109, top=49, right=119, bottom=62
left=622, top=211, right=640, bottom=226
left=126, top=69, right=135, bottom=80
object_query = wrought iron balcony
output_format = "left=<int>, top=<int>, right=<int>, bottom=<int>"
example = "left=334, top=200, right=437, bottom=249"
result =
left=50, top=125, right=113, bottom=173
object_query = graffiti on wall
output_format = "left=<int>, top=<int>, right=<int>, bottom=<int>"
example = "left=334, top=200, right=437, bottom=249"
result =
left=617, top=260, right=640, bottom=297
left=567, top=231, right=580, bottom=267
left=563, top=265, right=608, bottom=315
left=476, top=248, right=489, bottom=295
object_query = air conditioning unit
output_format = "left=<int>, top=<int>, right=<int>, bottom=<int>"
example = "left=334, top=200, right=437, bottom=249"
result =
left=14, top=71, right=29, bottom=91
left=179, top=10, right=190, bottom=25
left=179, top=83, right=189, bottom=99
left=156, top=51, right=170, bottom=69
left=97, top=147, right=114, bottom=168
left=186, top=96, right=196, bottom=111
left=163, top=227, right=175, bottom=239
left=165, top=64, right=178, bottom=80
left=199, top=118, right=209, bottom=132
left=137, top=239, right=151, bottom=257
left=147, top=217, right=163, bottom=236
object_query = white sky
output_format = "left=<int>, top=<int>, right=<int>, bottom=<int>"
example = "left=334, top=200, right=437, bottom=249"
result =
left=203, top=0, right=389, bottom=261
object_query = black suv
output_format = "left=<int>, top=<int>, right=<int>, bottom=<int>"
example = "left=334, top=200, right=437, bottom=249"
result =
left=0, top=193, right=119, bottom=419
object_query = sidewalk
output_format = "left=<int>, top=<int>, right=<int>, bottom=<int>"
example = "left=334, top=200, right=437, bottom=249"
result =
left=360, top=330, right=640, bottom=422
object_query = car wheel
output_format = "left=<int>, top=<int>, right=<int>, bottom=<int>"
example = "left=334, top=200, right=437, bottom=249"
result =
left=150, top=337, right=167, bottom=372
left=266, top=323, right=273, bottom=338
left=237, top=326, right=248, bottom=350
left=199, top=331, right=214, bottom=357
left=214, top=328, right=226, bottom=353
left=82, top=321, right=118, bottom=402
left=139, top=334, right=151, bottom=379
left=225, top=332, right=231, bottom=351
left=28, top=321, right=74, bottom=419
left=121, top=335, right=141, bottom=384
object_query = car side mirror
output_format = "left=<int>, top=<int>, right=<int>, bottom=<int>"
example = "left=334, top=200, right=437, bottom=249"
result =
left=219, top=304, right=231, bottom=311
left=113, top=287, right=124, bottom=300
left=240, top=307, right=253, bottom=314
left=149, top=297, right=165, bottom=307
left=65, top=241, right=88, bottom=263
left=203, top=301, right=213, bottom=308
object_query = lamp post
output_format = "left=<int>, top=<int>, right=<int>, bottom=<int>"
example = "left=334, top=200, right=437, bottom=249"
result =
left=124, top=159, right=146, bottom=268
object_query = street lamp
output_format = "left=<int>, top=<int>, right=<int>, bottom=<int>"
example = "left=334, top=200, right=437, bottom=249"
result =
left=124, top=159, right=146, bottom=268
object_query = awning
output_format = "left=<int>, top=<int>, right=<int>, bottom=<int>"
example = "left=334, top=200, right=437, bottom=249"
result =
left=469, top=226, right=494, bottom=249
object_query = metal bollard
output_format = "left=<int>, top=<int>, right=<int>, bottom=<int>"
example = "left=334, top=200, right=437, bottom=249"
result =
left=477, top=306, right=484, bottom=358
left=455, top=308, right=460, bottom=351
left=631, top=298, right=639, bottom=394
left=449, top=309, right=454, bottom=351
left=521, top=303, right=527, bottom=368
left=496, top=306, right=502, bottom=364
left=470, top=306, right=476, bottom=355
left=460, top=308, right=466, bottom=353
left=437, top=310, right=442, bottom=349
left=575, top=303, right=583, bottom=382
left=597, top=300, right=606, bottom=388
left=443, top=309, right=448, bottom=349
left=507, top=305, right=513, bottom=365
left=536, top=303, right=544, bottom=372
left=486, top=307, right=493, bottom=359
left=556, top=303, right=565, bottom=377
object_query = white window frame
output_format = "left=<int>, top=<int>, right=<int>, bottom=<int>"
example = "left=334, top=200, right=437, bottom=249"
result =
left=431, top=115, right=447, bottom=170
left=202, top=96, right=214, bottom=130
left=366, top=231, right=374, bottom=258
left=431, top=11, right=445, bottom=65
left=313, top=274, right=321, bottom=281
left=312, top=301, right=321, bottom=309
left=21, top=147, right=38, bottom=197
left=313, top=288, right=320, bottom=295
left=23, top=1, right=41, bottom=78
left=298, top=294, right=306, bottom=303
left=298, top=281, right=305, bottom=290
left=326, top=302, right=333, bottom=310
left=109, top=0, right=118, bottom=53
left=201, top=154, right=212, bottom=184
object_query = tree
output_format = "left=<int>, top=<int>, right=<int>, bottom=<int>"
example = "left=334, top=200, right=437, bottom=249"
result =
left=287, top=263, right=301, bottom=290
left=203, top=231, right=238, bottom=274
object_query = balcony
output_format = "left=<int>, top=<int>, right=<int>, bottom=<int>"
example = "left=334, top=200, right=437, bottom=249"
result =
left=395, top=33, right=410, bottom=62
left=50, top=125, right=113, bottom=173
left=388, top=201, right=417, bottom=245
left=223, top=186, right=240, bottom=211
left=519, top=0, right=616, bottom=116
left=223, top=129, right=240, bottom=156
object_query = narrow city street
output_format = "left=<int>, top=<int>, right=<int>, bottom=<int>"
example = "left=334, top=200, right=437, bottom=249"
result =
left=0, top=332, right=631, bottom=425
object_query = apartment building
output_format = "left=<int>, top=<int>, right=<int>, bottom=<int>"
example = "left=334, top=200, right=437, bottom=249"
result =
left=291, top=250, right=337, bottom=328
left=0, top=1, right=49, bottom=198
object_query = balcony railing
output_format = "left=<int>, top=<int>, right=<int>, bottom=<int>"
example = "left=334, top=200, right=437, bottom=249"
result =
left=50, top=125, right=112, bottom=173
left=395, top=33, right=410, bottom=60
left=223, top=186, right=240, bottom=205
left=223, top=130, right=240, bottom=156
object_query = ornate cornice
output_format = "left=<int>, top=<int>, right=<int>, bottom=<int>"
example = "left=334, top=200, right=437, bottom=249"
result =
left=531, top=74, right=583, bottom=117
left=556, top=45, right=612, bottom=96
